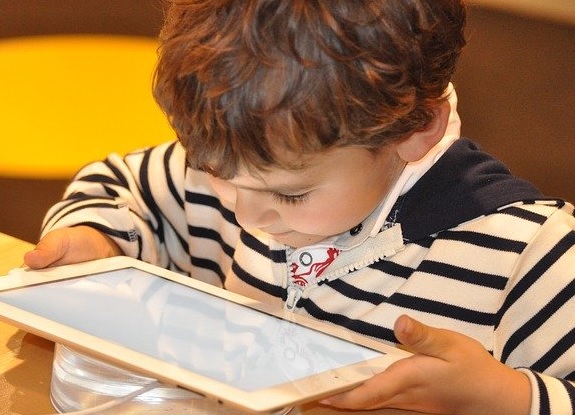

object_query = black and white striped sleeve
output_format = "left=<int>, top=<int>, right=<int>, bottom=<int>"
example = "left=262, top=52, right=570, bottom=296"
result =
left=41, top=141, right=188, bottom=269
left=495, top=205, right=575, bottom=415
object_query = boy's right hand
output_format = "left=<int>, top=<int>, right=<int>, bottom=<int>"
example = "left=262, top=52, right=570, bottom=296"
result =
left=24, top=226, right=122, bottom=269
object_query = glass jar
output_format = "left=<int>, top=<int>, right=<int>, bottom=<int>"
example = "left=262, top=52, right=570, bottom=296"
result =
left=50, top=344, right=293, bottom=415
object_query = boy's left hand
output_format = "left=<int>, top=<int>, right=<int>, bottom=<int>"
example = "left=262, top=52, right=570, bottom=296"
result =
left=320, top=315, right=531, bottom=415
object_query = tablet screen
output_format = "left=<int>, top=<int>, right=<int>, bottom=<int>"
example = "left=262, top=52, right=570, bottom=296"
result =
left=0, top=267, right=382, bottom=392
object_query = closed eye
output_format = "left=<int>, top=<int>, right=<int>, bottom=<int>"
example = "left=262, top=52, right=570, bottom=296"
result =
left=272, top=192, right=310, bottom=205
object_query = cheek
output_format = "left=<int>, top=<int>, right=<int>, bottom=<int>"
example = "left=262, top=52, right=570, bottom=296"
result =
left=281, top=197, right=369, bottom=236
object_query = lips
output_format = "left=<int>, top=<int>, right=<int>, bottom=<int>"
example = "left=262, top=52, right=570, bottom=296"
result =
left=266, top=230, right=292, bottom=238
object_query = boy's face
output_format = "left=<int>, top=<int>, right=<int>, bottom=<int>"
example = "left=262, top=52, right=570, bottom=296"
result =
left=208, top=145, right=405, bottom=248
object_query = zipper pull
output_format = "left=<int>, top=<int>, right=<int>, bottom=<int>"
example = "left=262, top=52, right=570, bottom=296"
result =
left=284, top=285, right=303, bottom=312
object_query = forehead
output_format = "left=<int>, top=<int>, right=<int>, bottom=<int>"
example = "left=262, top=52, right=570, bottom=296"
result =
left=229, top=146, right=381, bottom=189
left=230, top=152, right=324, bottom=189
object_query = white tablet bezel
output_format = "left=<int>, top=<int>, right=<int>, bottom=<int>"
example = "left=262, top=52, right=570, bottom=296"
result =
left=0, top=256, right=411, bottom=413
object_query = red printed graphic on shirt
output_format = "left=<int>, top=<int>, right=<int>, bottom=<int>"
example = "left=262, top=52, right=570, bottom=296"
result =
left=289, top=247, right=341, bottom=288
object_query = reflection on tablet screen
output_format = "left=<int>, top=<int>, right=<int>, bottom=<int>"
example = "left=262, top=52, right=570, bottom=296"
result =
left=0, top=268, right=382, bottom=391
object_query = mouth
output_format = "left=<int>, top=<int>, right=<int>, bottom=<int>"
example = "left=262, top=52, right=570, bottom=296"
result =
left=266, top=230, right=292, bottom=238
left=260, top=227, right=295, bottom=239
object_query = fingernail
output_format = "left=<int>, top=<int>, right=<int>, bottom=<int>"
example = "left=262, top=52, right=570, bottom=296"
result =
left=396, top=314, right=413, bottom=335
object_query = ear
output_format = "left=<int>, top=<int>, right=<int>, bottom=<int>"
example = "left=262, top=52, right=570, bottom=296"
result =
left=396, top=100, right=451, bottom=163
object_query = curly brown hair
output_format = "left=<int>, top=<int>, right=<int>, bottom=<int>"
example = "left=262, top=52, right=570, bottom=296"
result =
left=153, top=0, right=466, bottom=178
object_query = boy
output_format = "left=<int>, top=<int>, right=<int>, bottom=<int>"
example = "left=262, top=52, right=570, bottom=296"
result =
left=24, top=0, right=575, bottom=414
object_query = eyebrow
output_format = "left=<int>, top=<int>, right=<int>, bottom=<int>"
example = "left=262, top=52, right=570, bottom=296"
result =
left=231, top=181, right=314, bottom=195
left=238, top=185, right=311, bottom=195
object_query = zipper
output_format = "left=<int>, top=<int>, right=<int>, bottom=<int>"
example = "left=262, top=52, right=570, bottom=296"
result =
left=284, top=285, right=303, bottom=311
left=281, top=224, right=404, bottom=313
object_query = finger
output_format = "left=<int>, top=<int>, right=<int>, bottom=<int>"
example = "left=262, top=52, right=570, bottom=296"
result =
left=322, top=317, right=436, bottom=409
left=320, top=381, right=388, bottom=410
left=23, top=231, right=68, bottom=269
left=23, top=249, right=57, bottom=269
left=394, top=314, right=455, bottom=359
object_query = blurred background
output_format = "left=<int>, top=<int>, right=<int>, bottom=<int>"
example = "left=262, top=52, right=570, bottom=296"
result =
left=0, top=0, right=574, bottom=243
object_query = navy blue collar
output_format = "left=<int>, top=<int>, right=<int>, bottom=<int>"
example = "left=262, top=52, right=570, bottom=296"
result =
left=389, top=138, right=547, bottom=241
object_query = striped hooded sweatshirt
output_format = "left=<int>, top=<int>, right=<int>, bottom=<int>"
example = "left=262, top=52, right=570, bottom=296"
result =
left=42, top=137, right=575, bottom=415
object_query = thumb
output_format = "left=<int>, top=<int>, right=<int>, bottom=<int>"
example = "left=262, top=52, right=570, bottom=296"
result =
left=23, top=230, right=68, bottom=269
left=394, top=314, right=452, bottom=358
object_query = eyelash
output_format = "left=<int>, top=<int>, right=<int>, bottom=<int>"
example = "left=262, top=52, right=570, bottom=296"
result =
left=272, top=192, right=310, bottom=205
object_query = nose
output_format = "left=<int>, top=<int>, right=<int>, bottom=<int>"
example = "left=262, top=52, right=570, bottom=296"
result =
left=234, top=189, right=279, bottom=230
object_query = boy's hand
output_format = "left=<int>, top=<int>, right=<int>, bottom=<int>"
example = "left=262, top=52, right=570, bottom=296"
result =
left=24, top=226, right=122, bottom=269
left=320, top=315, right=531, bottom=415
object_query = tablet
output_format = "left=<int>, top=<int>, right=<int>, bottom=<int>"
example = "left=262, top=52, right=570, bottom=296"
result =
left=0, top=256, right=411, bottom=413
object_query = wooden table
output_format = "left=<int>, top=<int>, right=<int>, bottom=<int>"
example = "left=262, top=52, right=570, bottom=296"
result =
left=0, top=232, right=419, bottom=415
left=0, top=233, right=55, bottom=415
